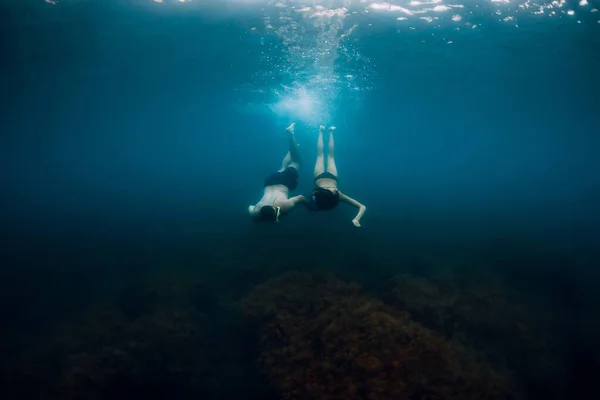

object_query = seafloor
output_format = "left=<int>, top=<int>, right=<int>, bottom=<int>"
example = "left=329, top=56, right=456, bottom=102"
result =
left=1, top=223, right=597, bottom=400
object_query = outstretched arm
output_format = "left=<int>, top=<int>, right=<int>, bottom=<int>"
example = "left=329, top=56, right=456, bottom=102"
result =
left=280, top=195, right=310, bottom=213
left=339, top=192, right=366, bottom=227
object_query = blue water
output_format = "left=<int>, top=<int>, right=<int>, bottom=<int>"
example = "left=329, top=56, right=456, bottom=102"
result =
left=2, top=0, right=599, bottom=248
left=1, top=0, right=599, bottom=398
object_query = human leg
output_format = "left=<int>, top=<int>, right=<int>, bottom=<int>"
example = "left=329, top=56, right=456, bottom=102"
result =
left=285, top=123, right=301, bottom=169
left=326, top=126, right=338, bottom=177
left=278, top=152, right=292, bottom=172
left=314, top=125, right=325, bottom=178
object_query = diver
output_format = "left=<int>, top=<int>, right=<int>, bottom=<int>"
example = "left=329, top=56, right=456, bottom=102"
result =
left=248, top=122, right=309, bottom=223
left=309, top=125, right=366, bottom=227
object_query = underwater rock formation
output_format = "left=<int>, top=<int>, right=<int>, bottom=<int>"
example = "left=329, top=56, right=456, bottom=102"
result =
left=243, top=272, right=513, bottom=400
left=9, top=274, right=211, bottom=399
left=381, top=274, right=565, bottom=397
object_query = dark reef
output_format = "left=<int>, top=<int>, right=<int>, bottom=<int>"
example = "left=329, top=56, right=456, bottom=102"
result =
left=1, top=231, right=597, bottom=399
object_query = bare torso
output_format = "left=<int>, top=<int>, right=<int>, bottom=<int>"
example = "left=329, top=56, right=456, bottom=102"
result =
left=254, top=185, right=294, bottom=214
left=315, top=177, right=339, bottom=192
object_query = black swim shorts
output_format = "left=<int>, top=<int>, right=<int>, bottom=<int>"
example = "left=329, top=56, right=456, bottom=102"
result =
left=264, top=167, right=299, bottom=191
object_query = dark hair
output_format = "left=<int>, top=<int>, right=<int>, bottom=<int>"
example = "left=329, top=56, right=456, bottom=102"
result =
left=254, top=205, right=278, bottom=222
left=311, top=187, right=340, bottom=211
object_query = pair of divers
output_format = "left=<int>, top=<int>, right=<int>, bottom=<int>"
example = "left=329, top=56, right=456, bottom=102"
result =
left=248, top=123, right=366, bottom=227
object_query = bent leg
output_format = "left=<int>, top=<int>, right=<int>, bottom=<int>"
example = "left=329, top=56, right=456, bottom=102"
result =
left=314, top=125, right=325, bottom=178
left=326, top=126, right=338, bottom=177
left=278, top=151, right=292, bottom=172
left=285, top=123, right=301, bottom=169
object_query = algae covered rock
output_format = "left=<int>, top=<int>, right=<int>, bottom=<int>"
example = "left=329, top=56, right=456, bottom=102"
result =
left=243, top=272, right=513, bottom=400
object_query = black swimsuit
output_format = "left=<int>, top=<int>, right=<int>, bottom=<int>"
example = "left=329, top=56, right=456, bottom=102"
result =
left=314, top=171, right=338, bottom=183
left=311, top=173, right=340, bottom=210
left=264, top=167, right=299, bottom=191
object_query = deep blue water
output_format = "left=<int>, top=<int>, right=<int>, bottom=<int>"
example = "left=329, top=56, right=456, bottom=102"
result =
left=2, top=0, right=599, bottom=249
left=1, top=0, right=599, bottom=398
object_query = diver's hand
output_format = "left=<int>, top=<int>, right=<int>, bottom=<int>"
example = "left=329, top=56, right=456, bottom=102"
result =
left=352, top=218, right=361, bottom=228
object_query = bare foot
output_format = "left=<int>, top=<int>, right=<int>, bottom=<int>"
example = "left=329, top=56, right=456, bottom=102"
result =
left=329, top=126, right=336, bottom=132
left=286, top=122, right=295, bottom=133
left=319, top=125, right=325, bottom=132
